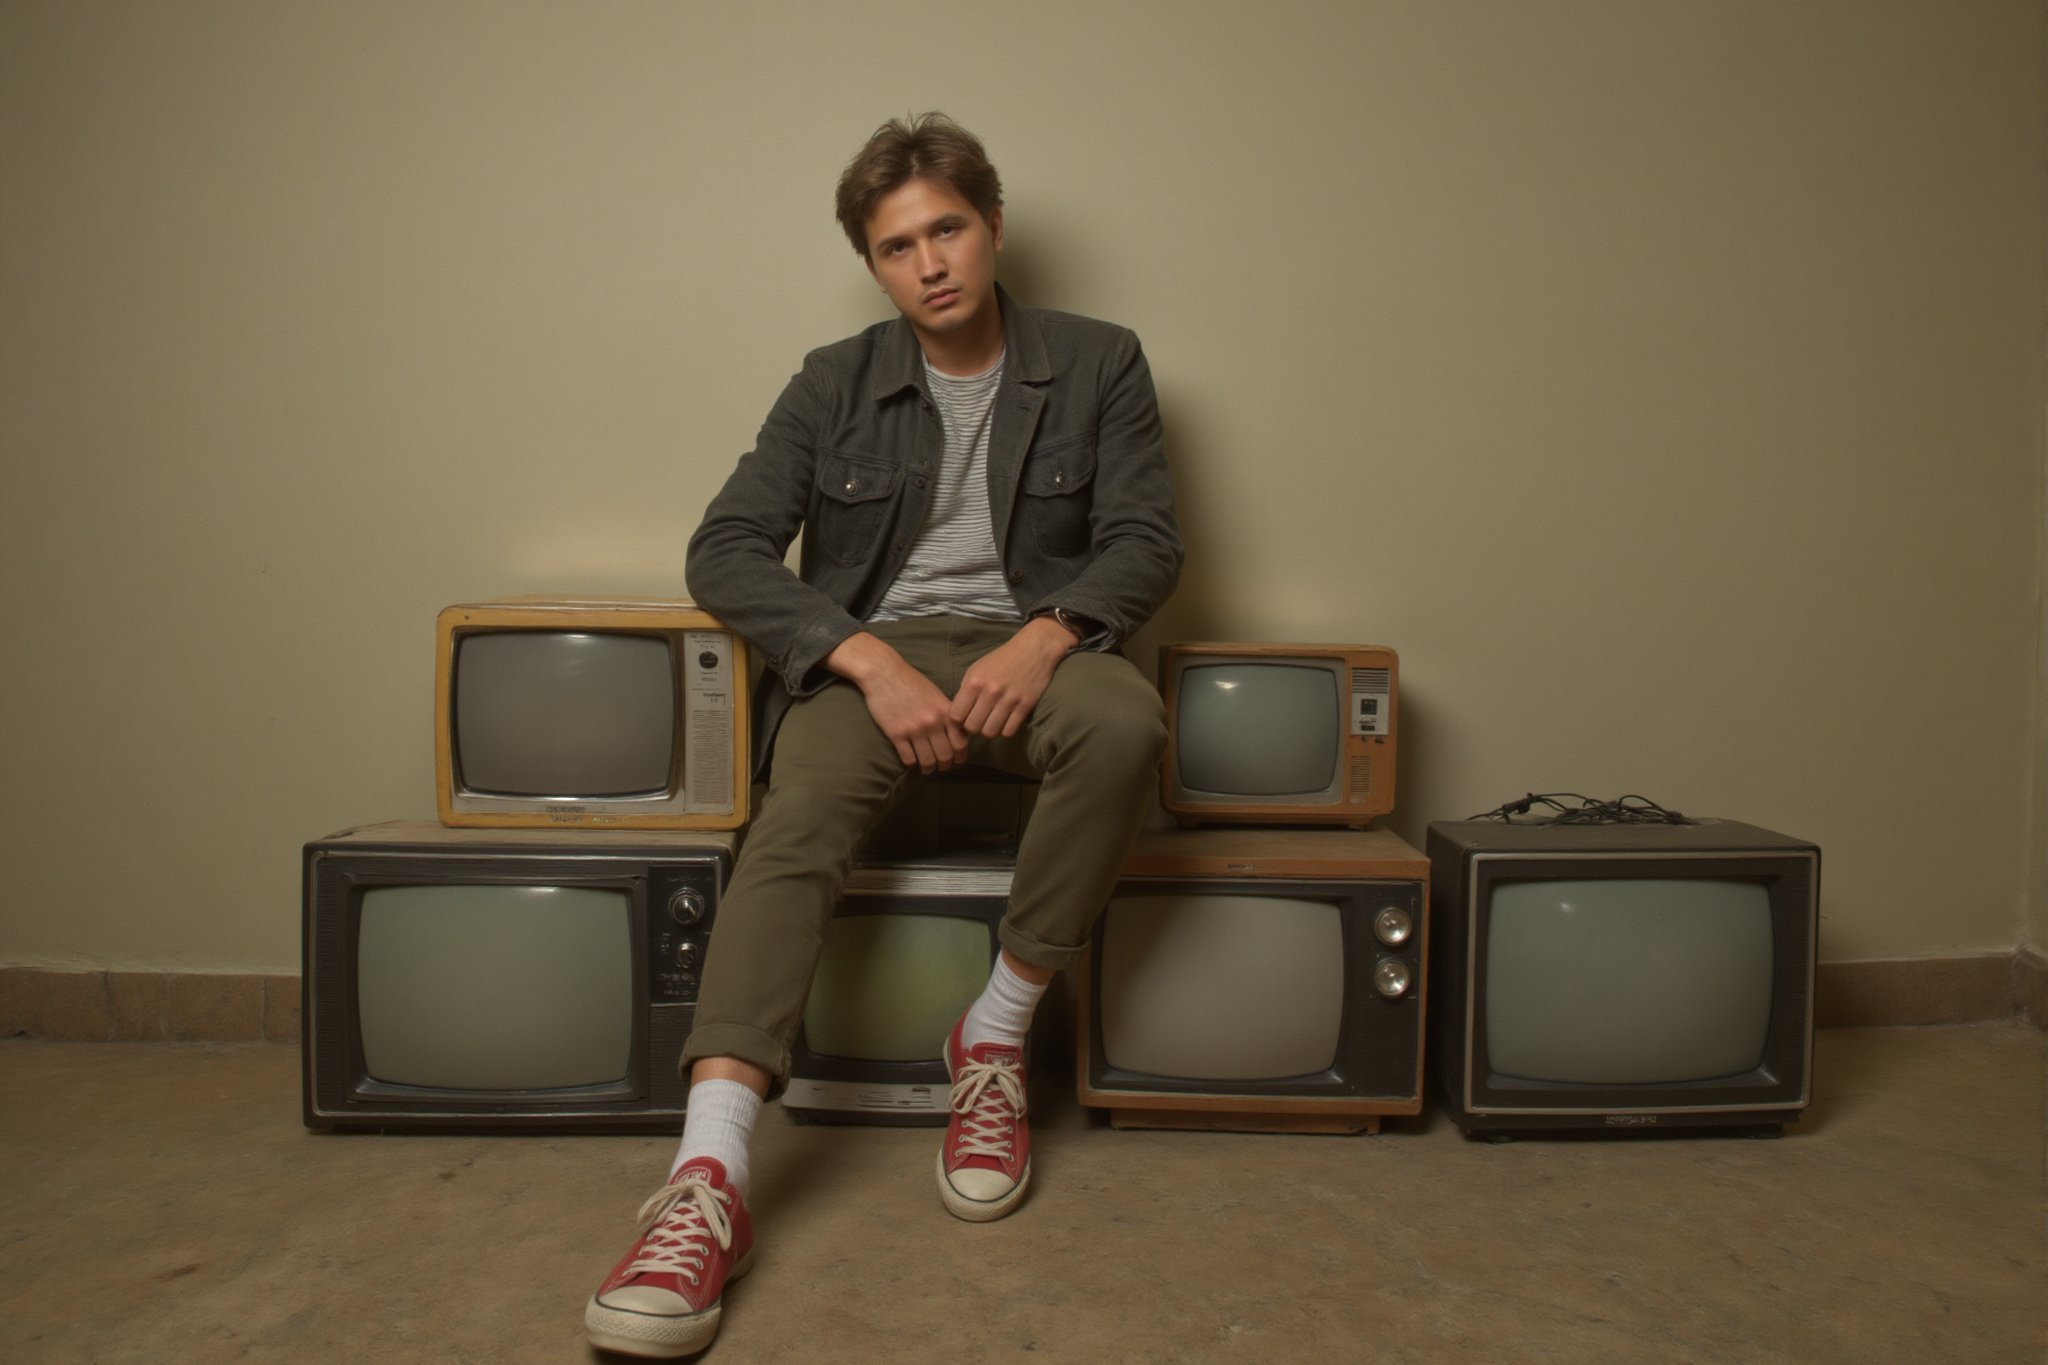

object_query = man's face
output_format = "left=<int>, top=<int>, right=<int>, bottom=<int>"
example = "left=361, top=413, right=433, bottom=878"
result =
left=863, top=176, right=1003, bottom=351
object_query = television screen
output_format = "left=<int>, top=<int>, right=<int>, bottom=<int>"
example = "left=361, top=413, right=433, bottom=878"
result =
left=453, top=632, right=676, bottom=799
left=1484, top=878, right=1773, bottom=1085
left=303, top=821, right=736, bottom=1132
left=1160, top=643, right=1397, bottom=827
left=1097, top=893, right=1345, bottom=1079
left=1077, top=826, right=1431, bottom=1135
left=356, top=884, right=635, bottom=1090
left=802, top=912, right=994, bottom=1063
left=435, top=598, right=751, bottom=830
left=1427, top=818, right=1818, bottom=1137
left=1174, top=665, right=1341, bottom=799
left=783, top=860, right=1008, bottom=1125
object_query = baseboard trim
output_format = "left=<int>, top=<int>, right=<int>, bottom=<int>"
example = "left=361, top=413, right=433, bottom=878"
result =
left=3, top=954, right=2043, bottom=1042
left=0, top=969, right=301, bottom=1042
left=1814, top=953, right=2043, bottom=1029
left=2015, top=947, right=2047, bottom=1031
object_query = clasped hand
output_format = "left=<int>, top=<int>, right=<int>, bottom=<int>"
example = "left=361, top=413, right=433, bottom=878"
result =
left=833, top=620, right=1077, bottom=773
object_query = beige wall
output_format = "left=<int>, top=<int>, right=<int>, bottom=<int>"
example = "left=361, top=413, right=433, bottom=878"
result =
left=2, top=0, right=2042, bottom=973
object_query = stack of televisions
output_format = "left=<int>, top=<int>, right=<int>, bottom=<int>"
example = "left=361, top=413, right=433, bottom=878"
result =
left=303, top=597, right=1818, bottom=1140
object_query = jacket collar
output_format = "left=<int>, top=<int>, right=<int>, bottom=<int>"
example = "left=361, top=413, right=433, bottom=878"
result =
left=868, top=282, right=1051, bottom=402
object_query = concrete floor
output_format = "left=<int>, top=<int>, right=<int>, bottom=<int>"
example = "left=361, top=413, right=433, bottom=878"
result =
left=1, top=1025, right=2042, bottom=1364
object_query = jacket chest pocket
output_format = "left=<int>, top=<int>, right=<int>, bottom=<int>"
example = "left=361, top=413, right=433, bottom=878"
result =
left=812, top=449, right=902, bottom=567
left=1019, top=434, right=1096, bottom=558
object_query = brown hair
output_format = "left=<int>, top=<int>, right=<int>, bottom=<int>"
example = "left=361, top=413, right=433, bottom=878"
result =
left=835, top=112, right=1003, bottom=259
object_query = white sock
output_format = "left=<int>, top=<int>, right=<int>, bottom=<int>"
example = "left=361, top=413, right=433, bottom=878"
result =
left=669, top=1079, right=762, bottom=1196
left=959, top=955, right=1049, bottom=1053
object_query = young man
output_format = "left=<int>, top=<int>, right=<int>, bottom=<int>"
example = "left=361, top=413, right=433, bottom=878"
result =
left=585, top=113, right=1181, bottom=1358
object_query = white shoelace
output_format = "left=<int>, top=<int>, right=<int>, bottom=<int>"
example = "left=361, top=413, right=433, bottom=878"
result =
left=948, top=1054, right=1025, bottom=1160
left=623, top=1174, right=734, bottom=1287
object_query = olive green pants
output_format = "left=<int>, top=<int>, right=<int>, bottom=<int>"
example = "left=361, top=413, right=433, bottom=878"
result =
left=681, top=615, right=1166, bottom=1094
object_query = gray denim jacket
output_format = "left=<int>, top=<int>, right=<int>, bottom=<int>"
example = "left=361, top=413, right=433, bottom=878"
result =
left=686, top=285, right=1183, bottom=772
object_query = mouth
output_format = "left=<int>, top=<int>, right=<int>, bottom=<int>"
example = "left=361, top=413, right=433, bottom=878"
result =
left=922, top=287, right=960, bottom=307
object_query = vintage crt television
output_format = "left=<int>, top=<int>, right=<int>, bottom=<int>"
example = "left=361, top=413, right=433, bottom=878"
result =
left=1076, top=827, right=1429, bottom=1134
left=1160, top=642, right=1397, bottom=827
left=302, top=821, right=734, bottom=1132
left=435, top=597, right=750, bottom=830
left=1427, top=818, right=1818, bottom=1137
left=783, top=857, right=1010, bottom=1125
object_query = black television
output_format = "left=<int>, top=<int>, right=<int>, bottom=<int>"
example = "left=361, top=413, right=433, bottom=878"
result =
left=302, top=821, right=734, bottom=1132
left=1427, top=817, right=1818, bottom=1138
left=783, top=857, right=1010, bottom=1126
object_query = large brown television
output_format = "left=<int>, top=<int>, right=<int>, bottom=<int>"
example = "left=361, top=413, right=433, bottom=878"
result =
left=1076, top=827, right=1429, bottom=1135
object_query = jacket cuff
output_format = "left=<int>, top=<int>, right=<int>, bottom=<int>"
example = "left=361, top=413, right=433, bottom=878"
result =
left=781, top=607, right=864, bottom=697
left=1028, top=599, right=1119, bottom=653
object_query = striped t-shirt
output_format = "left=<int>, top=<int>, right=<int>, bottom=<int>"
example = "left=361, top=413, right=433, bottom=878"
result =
left=868, top=352, right=1022, bottom=624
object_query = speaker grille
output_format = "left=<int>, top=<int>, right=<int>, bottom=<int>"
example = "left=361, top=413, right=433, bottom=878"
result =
left=650, top=1004, right=695, bottom=1108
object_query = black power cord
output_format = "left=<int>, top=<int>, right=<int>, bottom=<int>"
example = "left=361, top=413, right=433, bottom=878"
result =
left=1468, top=792, right=1695, bottom=825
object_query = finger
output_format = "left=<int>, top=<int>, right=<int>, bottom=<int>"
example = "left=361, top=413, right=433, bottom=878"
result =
left=959, top=694, right=998, bottom=737
left=975, top=699, right=1014, bottom=738
left=949, top=674, right=994, bottom=726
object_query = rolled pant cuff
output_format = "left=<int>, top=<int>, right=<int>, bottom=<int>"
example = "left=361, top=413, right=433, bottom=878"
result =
left=679, top=1023, right=794, bottom=1101
left=999, top=923, right=1088, bottom=974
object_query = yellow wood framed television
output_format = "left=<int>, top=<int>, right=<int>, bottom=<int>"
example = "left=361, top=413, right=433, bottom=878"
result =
left=434, top=598, right=750, bottom=830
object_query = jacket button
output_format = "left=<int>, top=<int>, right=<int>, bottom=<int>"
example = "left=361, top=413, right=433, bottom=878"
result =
left=844, top=479, right=859, bottom=495
left=1008, top=569, right=1023, bottom=582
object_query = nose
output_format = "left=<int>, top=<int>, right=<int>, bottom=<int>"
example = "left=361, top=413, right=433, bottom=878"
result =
left=915, top=240, right=946, bottom=281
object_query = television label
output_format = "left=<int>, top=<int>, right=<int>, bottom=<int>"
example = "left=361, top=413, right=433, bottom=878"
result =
left=1351, top=670, right=1391, bottom=736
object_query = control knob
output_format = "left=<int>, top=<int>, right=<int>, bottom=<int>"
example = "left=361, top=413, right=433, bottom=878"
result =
left=1373, top=906, right=1414, bottom=947
left=667, top=888, right=706, bottom=926
left=1373, top=957, right=1412, bottom=999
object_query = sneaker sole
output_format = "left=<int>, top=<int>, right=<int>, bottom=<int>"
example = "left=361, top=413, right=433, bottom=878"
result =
left=584, top=1250, right=753, bottom=1358
left=935, top=1151, right=1031, bottom=1223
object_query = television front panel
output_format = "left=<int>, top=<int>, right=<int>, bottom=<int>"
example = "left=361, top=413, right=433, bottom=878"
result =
left=1077, top=827, right=1430, bottom=1134
left=1160, top=642, right=1397, bottom=828
left=435, top=598, right=751, bottom=830
left=783, top=859, right=1009, bottom=1125
left=1427, top=818, right=1818, bottom=1137
left=303, top=821, right=735, bottom=1132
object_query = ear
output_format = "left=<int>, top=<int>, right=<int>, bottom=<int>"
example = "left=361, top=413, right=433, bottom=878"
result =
left=988, top=207, right=1004, bottom=253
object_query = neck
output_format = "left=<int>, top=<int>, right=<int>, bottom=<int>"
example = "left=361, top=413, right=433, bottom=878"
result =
left=915, top=302, right=1005, bottom=377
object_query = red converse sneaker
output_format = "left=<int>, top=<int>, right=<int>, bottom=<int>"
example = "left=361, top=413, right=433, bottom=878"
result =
left=585, top=1157, right=754, bottom=1358
left=936, top=1015, right=1031, bottom=1222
